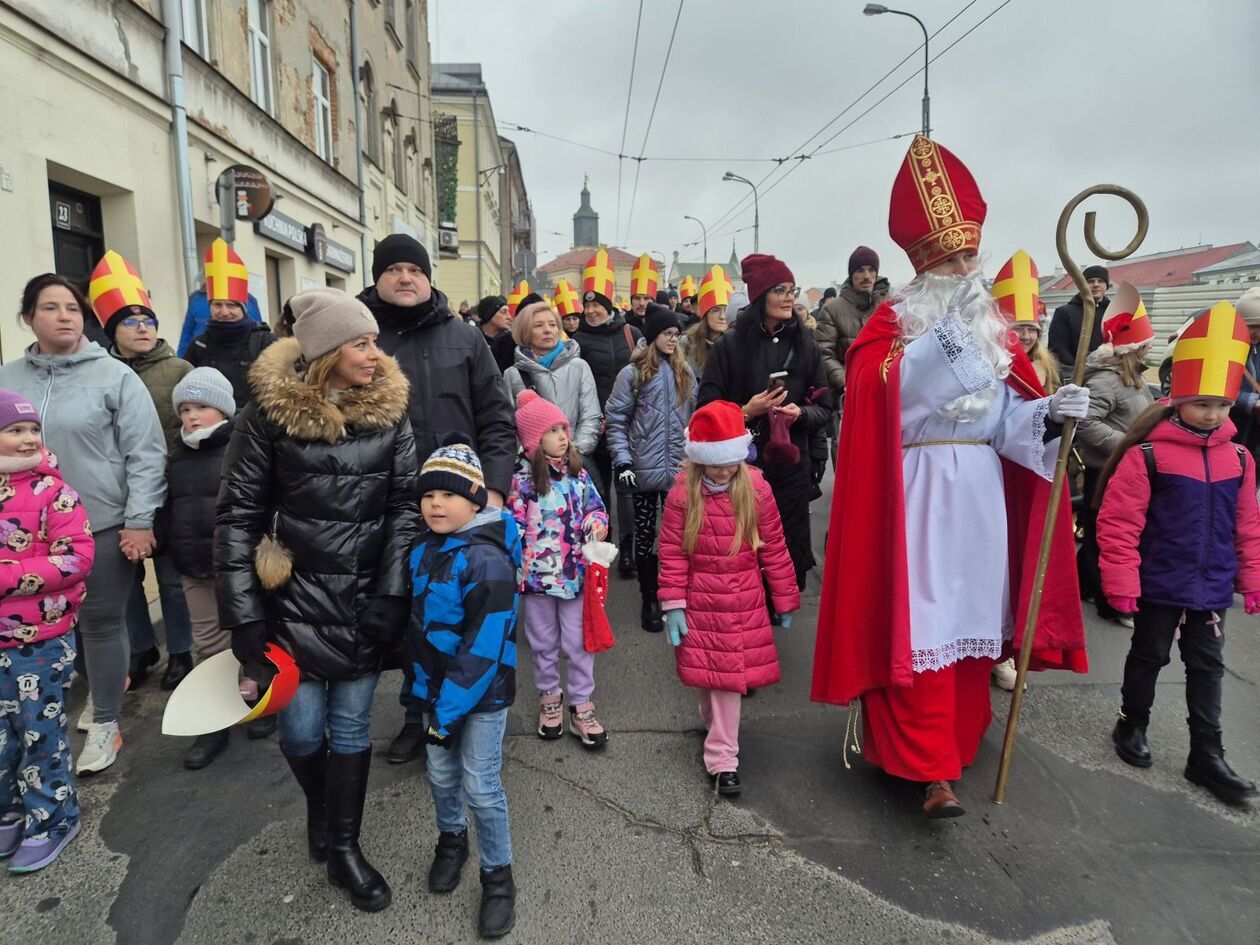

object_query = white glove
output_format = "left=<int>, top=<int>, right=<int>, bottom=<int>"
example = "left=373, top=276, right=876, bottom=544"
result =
left=617, top=468, right=637, bottom=489
left=1048, top=384, right=1090, bottom=422
left=946, top=280, right=980, bottom=320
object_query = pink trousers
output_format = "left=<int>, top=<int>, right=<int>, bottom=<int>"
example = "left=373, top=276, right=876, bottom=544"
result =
left=697, top=689, right=743, bottom=774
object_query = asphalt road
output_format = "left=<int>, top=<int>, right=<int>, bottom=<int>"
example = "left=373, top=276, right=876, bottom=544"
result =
left=4, top=472, right=1258, bottom=945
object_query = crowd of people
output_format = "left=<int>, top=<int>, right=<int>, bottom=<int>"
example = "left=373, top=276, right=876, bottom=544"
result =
left=1, top=133, right=1257, bottom=939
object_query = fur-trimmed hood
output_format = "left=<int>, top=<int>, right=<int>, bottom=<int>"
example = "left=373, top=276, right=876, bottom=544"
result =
left=248, top=337, right=410, bottom=443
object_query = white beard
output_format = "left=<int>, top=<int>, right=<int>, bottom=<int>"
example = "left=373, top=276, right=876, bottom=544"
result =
left=895, top=270, right=1012, bottom=423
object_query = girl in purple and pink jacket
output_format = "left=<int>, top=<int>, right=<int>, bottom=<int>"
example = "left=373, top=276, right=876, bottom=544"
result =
left=1097, top=397, right=1260, bottom=805
left=0, top=390, right=95, bottom=873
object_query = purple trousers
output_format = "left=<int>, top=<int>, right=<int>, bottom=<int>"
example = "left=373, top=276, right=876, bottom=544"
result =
left=521, top=593, right=594, bottom=704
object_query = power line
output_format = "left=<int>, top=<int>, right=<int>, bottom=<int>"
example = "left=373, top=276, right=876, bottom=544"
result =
left=615, top=1, right=645, bottom=246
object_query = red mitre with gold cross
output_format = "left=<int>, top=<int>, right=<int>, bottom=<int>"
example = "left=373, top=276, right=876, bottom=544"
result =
left=889, top=135, right=987, bottom=274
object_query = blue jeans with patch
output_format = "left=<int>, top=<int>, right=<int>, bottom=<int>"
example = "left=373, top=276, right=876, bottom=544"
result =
left=425, top=708, right=511, bottom=869
left=278, top=674, right=379, bottom=756
left=0, top=636, right=79, bottom=841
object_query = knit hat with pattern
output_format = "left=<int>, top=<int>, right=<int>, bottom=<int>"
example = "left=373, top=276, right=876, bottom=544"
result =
left=514, top=389, right=570, bottom=460
left=417, top=434, right=487, bottom=508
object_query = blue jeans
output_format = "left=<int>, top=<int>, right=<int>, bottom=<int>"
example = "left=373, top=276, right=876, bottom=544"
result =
left=279, top=675, right=379, bottom=756
left=425, top=708, right=511, bottom=869
left=127, top=556, right=193, bottom=655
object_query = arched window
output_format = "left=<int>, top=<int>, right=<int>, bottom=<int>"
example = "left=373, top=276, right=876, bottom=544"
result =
left=360, top=61, right=380, bottom=165
left=388, top=101, right=405, bottom=192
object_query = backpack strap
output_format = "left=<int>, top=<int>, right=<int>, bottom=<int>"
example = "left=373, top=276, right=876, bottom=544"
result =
left=1139, top=442, right=1156, bottom=484
left=1236, top=444, right=1248, bottom=479
left=623, top=323, right=635, bottom=355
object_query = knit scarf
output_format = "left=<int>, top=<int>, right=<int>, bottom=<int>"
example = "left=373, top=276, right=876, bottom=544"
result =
left=206, top=318, right=255, bottom=346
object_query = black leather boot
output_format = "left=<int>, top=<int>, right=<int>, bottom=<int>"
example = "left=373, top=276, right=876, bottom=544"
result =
left=387, top=721, right=427, bottom=764
left=283, top=742, right=329, bottom=863
left=127, top=646, right=160, bottom=689
left=183, top=729, right=230, bottom=770
left=428, top=829, right=469, bottom=892
left=1185, top=732, right=1259, bottom=804
left=160, top=651, right=194, bottom=691
left=640, top=598, right=663, bottom=633
left=1111, top=717, right=1152, bottom=768
left=638, top=553, right=661, bottom=632
left=617, top=535, right=636, bottom=578
left=478, top=864, right=516, bottom=938
left=325, top=749, right=390, bottom=911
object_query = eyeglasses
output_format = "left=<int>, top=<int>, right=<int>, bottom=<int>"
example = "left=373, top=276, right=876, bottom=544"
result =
left=769, top=285, right=801, bottom=299
left=119, top=317, right=158, bottom=330
left=660, top=329, right=680, bottom=340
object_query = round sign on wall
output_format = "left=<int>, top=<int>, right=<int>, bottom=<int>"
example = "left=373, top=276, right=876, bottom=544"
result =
left=219, top=164, right=275, bottom=222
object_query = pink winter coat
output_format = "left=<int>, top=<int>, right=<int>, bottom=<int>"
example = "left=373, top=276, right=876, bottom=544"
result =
left=658, top=466, right=800, bottom=693
left=0, top=451, right=95, bottom=648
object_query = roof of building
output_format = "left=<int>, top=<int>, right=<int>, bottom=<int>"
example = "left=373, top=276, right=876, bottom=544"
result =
left=432, top=63, right=487, bottom=94
left=538, top=246, right=642, bottom=274
left=1046, top=242, right=1254, bottom=291
left=1194, top=245, right=1260, bottom=275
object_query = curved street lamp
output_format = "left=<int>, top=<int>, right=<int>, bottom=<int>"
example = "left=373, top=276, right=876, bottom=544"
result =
left=863, top=4, right=930, bottom=138
left=683, top=214, right=708, bottom=267
left=721, top=172, right=759, bottom=253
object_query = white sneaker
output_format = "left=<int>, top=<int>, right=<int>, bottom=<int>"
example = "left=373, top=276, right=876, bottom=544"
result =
left=1119, top=616, right=1135, bottom=629
left=76, top=693, right=94, bottom=733
left=78, top=721, right=122, bottom=774
left=992, top=658, right=1019, bottom=692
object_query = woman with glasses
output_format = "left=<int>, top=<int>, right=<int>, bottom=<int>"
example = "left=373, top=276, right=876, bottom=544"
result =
left=698, top=254, right=833, bottom=591
left=0, top=269, right=167, bottom=775
left=605, top=303, right=697, bottom=632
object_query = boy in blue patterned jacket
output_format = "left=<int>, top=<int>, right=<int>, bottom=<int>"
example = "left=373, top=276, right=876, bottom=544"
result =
left=408, top=438, right=521, bottom=939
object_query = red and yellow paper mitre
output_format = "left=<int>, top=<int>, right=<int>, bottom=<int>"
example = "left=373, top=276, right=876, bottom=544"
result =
left=88, top=251, right=154, bottom=327
left=991, top=250, right=1042, bottom=324
left=1102, top=282, right=1154, bottom=350
left=889, top=135, right=987, bottom=274
left=203, top=238, right=249, bottom=304
left=553, top=279, right=582, bottom=317
left=630, top=254, right=659, bottom=298
left=678, top=274, right=699, bottom=300
left=582, top=248, right=616, bottom=304
left=1170, top=301, right=1250, bottom=402
left=507, top=280, right=530, bottom=316
left=697, top=265, right=733, bottom=314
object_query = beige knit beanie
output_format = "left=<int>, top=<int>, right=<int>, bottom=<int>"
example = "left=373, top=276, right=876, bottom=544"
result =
left=1236, top=287, right=1260, bottom=328
left=290, top=288, right=380, bottom=360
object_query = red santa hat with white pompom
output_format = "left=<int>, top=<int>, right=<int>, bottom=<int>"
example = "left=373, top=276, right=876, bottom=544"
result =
left=685, top=401, right=752, bottom=466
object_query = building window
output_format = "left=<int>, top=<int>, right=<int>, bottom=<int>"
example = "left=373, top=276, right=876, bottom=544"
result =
left=384, top=0, right=397, bottom=37
left=389, top=107, right=406, bottom=193
left=313, top=59, right=333, bottom=162
left=360, top=62, right=381, bottom=165
left=180, top=0, right=209, bottom=56
left=247, top=0, right=274, bottom=114
left=405, top=0, right=418, bottom=70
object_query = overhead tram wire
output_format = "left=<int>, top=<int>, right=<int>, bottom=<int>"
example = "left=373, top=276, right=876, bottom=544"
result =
left=615, top=1, right=645, bottom=245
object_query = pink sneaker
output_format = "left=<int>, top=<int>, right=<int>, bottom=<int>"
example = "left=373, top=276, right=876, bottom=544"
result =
left=568, top=702, right=607, bottom=751
left=537, top=690, right=563, bottom=740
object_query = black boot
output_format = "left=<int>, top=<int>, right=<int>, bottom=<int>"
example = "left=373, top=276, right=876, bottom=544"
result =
left=638, top=553, right=661, bottom=632
left=325, top=749, right=390, bottom=911
left=640, top=598, right=663, bottom=633
left=1185, top=732, right=1259, bottom=804
left=428, top=829, right=469, bottom=892
left=617, top=536, right=637, bottom=578
left=1111, top=717, right=1152, bottom=768
left=127, top=646, right=160, bottom=689
left=246, top=714, right=278, bottom=740
left=160, top=651, right=194, bottom=691
left=387, top=721, right=428, bottom=764
left=283, top=742, right=329, bottom=863
left=183, top=729, right=230, bottom=770
left=478, top=864, right=516, bottom=938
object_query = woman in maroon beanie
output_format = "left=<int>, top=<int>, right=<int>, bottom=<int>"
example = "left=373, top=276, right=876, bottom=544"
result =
left=697, top=254, right=832, bottom=592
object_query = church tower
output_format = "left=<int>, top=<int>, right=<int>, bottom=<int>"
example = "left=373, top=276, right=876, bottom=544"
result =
left=573, top=176, right=599, bottom=250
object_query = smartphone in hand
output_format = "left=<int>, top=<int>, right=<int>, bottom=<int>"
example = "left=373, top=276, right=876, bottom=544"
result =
left=768, top=371, right=788, bottom=394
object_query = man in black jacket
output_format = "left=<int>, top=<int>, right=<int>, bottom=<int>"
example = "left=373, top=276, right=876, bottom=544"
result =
left=1048, top=264, right=1111, bottom=378
left=357, top=234, right=516, bottom=763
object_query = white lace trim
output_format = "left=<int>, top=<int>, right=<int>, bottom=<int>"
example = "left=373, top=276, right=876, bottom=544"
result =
left=932, top=315, right=992, bottom=394
left=912, top=636, right=1005, bottom=673
left=1029, top=397, right=1055, bottom=481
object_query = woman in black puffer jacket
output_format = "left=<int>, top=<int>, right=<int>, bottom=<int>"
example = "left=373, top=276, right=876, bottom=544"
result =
left=216, top=288, right=419, bottom=914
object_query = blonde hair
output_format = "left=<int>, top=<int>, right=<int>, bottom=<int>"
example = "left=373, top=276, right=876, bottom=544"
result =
left=511, top=301, right=559, bottom=348
left=1102, top=346, right=1150, bottom=390
left=681, top=461, right=760, bottom=556
left=631, top=340, right=693, bottom=405
left=303, top=348, right=340, bottom=390
left=1029, top=342, right=1061, bottom=394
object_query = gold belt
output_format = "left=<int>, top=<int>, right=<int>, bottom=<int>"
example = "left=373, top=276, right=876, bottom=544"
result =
left=902, top=439, right=987, bottom=449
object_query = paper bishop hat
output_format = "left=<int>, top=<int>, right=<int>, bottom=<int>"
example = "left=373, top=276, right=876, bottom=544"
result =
left=88, top=251, right=154, bottom=328
left=161, top=643, right=300, bottom=737
left=630, top=254, right=659, bottom=298
left=1102, top=282, right=1154, bottom=351
left=582, top=249, right=616, bottom=308
left=889, top=135, right=987, bottom=274
left=697, top=265, right=733, bottom=315
left=678, top=274, right=699, bottom=301
left=1170, top=301, right=1251, bottom=402
left=203, top=238, right=249, bottom=304
left=991, top=250, right=1042, bottom=324
left=553, top=279, right=582, bottom=317
left=507, top=280, right=531, bottom=316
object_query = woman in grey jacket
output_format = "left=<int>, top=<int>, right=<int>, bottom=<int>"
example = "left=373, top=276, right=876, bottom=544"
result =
left=503, top=302, right=602, bottom=460
left=0, top=274, right=166, bottom=774
left=604, top=304, right=696, bottom=632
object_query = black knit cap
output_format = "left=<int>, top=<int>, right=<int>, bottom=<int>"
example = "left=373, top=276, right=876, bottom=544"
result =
left=371, top=234, right=432, bottom=283
left=477, top=295, right=507, bottom=324
left=642, top=302, right=682, bottom=345
left=1082, top=265, right=1110, bottom=286
left=582, top=290, right=612, bottom=315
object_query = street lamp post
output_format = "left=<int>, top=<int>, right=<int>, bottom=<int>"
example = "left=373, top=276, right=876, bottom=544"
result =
left=683, top=214, right=708, bottom=267
left=721, top=172, right=759, bottom=253
left=863, top=4, right=930, bottom=138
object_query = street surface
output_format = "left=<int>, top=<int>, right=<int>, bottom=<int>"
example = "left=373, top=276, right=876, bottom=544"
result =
left=4, top=472, right=1259, bottom=944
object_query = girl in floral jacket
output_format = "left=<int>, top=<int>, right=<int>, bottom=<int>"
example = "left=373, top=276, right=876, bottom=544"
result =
left=507, top=391, right=609, bottom=750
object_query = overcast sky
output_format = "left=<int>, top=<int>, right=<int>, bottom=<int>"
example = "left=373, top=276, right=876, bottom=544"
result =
left=430, top=0, right=1260, bottom=290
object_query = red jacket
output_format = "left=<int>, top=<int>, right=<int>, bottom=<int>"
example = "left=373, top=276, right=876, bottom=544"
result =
left=658, top=467, right=800, bottom=693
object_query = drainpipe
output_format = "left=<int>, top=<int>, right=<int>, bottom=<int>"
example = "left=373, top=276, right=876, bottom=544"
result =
left=473, top=88, right=483, bottom=298
left=160, top=0, right=201, bottom=297
left=349, top=0, right=371, bottom=289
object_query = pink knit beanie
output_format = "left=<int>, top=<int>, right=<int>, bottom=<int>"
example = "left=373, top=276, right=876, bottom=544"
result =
left=515, top=390, right=570, bottom=459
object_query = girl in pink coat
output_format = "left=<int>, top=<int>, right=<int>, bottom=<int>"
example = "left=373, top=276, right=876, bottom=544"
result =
left=658, top=401, right=799, bottom=796
left=0, top=390, right=95, bottom=873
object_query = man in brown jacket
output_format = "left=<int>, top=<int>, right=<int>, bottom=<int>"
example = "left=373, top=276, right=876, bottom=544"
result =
left=815, top=246, right=890, bottom=400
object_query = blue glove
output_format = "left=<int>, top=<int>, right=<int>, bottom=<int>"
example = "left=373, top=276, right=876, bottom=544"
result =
left=778, top=611, right=796, bottom=629
left=663, top=609, right=688, bottom=647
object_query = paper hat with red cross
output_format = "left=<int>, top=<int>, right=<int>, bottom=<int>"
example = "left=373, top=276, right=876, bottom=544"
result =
left=697, top=265, right=733, bottom=315
left=553, top=279, right=582, bottom=317
left=203, top=238, right=249, bottom=304
left=630, top=254, right=659, bottom=299
left=582, top=248, right=616, bottom=310
left=991, top=250, right=1042, bottom=324
left=507, top=280, right=531, bottom=316
left=889, top=135, right=987, bottom=274
left=88, top=251, right=155, bottom=328
left=1102, top=282, right=1155, bottom=351
left=678, top=274, right=699, bottom=301
left=1170, top=301, right=1251, bottom=403
left=161, top=643, right=299, bottom=737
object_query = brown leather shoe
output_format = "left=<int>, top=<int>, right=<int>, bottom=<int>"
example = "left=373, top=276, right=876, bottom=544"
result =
left=923, top=780, right=965, bottom=819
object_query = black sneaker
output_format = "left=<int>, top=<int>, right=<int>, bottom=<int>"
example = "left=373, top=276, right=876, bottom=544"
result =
left=714, top=771, right=742, bottom=796
left=184, top=730, right=230, bottom=770
left=478, top=864, right=516, bottom=938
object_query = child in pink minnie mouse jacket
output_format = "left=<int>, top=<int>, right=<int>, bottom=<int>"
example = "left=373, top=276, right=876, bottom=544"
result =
left=0, top=390, right=94, bottom=873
